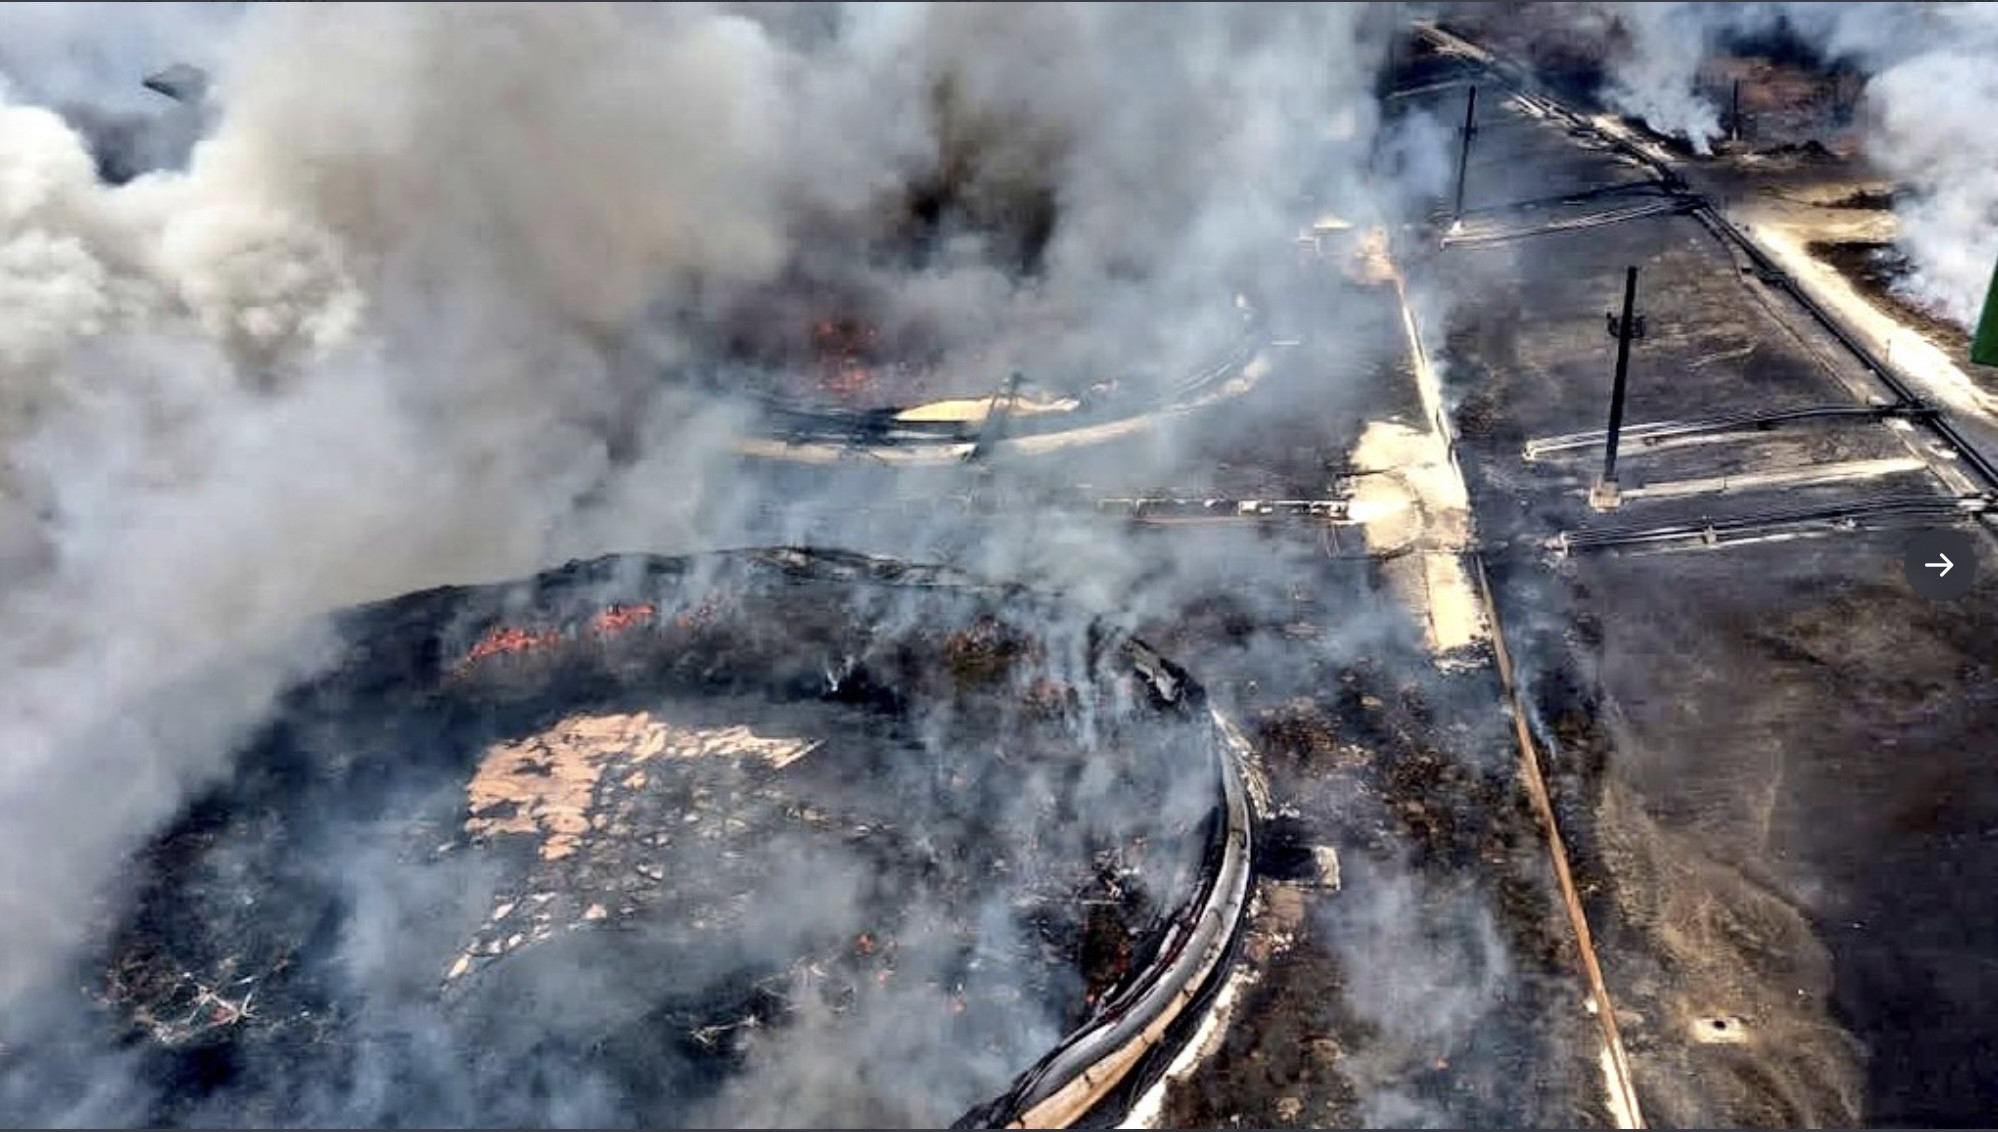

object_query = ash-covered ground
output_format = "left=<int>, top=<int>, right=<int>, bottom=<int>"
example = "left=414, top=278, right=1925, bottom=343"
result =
left=5, top=4, right=1998, bottom=1129
left=1405, top=15, right=1998, bottom=1126
left=32, top=552, right=1223, bottom=1128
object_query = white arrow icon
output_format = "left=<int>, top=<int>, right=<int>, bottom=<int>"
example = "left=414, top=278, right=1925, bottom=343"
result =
left=1928, top=553, right=1955, bottom=577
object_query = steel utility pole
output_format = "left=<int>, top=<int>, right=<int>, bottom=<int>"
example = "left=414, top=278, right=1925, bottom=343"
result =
left=1453, top=85, right=1478, bottom=223
left=1594, top=265, right=1645, bottom=509
left=1729, top=79, right=1742, bottom=142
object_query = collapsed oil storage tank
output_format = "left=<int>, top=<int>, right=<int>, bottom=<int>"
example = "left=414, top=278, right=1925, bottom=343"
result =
left=699, top=287, right=1277, bottom=466
left=69, top=548, right=1247, bottom=1128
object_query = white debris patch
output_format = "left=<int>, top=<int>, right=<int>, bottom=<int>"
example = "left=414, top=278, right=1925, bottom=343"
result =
left=464, top=712, right=821, bottom=863
left=1338, top=244, right=1492, bottom=666
left=447, top=712, right=821, bottom=984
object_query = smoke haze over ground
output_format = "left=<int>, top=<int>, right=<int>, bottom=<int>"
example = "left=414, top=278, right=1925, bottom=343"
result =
left=0, top=2, right=1443, bottom=1125
left=1426, top=2, right=1998, bottom=329
left=1572, top=1, right=1998, bottom=330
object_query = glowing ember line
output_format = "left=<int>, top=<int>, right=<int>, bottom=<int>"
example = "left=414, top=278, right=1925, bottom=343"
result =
left=455, top=603, right=661, bottom=672
left=588, top=602, right=658, bottom=635
left=461, top=625, right=563, bottom=664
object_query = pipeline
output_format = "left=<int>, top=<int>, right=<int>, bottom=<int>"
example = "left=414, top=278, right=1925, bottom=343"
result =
left=737, top=335, right=1264, bottom=451
left=1413, top=21, right=1998, bottom=497
left=1442, top=197, right=1694, bottom=248
left=1524, top=402, right=1939, bottom=458
left=952, top=644, right=1256, bottom=1129
left=1687, top=208, right=1998, bottom=492
left=1555, top=491, right=1989, bottom=552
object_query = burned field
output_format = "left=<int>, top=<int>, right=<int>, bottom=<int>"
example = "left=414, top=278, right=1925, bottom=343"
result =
left=67, top=550, right=1240, bottom=1128
left=12, top=8, right=1998, bottom=1130
left=1807, top=239, right=1973, bottom=356
left=1150, top=646, right=1600, bottom=1130
left=1411, top=19, right=1998, bottom=1128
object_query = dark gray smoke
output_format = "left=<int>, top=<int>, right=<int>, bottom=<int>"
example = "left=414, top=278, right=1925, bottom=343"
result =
left=0, top=2, right=235, bottom=179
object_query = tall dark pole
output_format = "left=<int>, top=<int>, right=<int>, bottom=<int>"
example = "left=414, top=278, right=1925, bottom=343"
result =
left=1730, top=79, right=1742, bottom=142
left=1453, top=85, right=1478, bottom=221
left=1602, top=265, right=1639, bottom=489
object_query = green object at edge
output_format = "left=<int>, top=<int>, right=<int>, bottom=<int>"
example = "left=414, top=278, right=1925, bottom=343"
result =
left=1975, top=254, right=1998, bottom=367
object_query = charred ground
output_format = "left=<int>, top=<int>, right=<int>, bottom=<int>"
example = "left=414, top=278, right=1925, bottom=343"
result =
left=65, top=551, right=1228, bottom=1128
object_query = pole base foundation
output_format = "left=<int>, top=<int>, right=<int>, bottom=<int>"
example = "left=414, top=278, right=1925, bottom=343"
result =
left=1590, top=480, right=1624, bottom=510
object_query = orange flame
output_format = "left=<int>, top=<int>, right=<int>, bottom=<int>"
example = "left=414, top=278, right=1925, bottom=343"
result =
left=462, top=624, right=563, bottom=664
left=588, top=602, right=658, bottom=636
left=812, top=318, right=885, bottom=400
left=455, top=602, right=662, bottom=674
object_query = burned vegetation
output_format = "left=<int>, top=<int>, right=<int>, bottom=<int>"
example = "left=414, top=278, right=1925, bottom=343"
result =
left=78, top=549, right=1233, bottom=1127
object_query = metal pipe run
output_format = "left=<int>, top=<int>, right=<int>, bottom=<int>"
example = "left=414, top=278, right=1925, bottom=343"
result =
left=1412, top=20, right=1998, bottom=498
left=1556, top=492, right=1990, bottom=553
left=953, top=658, right=1257, bottom=1129
left=1523, top=402, right=1939, bottom=459
left=1439, top=197, right=1692, bottom=248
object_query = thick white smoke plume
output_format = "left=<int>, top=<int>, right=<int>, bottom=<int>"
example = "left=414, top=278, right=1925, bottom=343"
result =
left=1597, top=2, right=1895, bottom=155
left=0, top=1, right=1429, bottom=1123
left=1592, top=1, right=1998, bottom=330
left=1865, top=19, right=1998, bottom=329
left=0, top=2, right=235, bottom=180
left=0, top=2, right=238, bottom=110
left=1601, top=3, right=1732, bottom=153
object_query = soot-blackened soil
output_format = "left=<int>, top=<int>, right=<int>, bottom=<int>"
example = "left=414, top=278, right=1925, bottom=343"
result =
left=72, top=550, right=1225, bottom=1128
